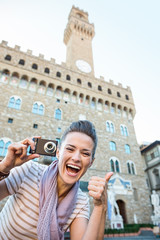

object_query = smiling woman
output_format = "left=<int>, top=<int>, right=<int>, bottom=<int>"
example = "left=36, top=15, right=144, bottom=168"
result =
left=0, top=120, right=113, bottom=240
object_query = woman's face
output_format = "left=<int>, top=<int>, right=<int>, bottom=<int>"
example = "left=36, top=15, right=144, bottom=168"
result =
left=57, top=132, right=94, bottom=186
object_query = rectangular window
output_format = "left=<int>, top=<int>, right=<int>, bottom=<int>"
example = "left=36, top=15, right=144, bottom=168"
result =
left=57, top=127, right=61, bottom=133
left=151, top=152, right=155, bottom=159
left=8, top=118, right=13, bottom=123
left=154, top=150, right=159, bottom=157
left=33, top=124, right=38, bottom=129
left=146, top=154, right=151, bottom=161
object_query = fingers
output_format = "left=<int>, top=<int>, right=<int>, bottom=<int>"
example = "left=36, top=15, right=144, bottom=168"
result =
left=21, top=136, right=40, bottom=150
left=105, top=172, right=114, bottom=182
left=88, top=176, right=106, bottom=200
left=88, top=173, right=113, bottom=204
left=9, top=136, right=41, bottom=161
left=27, top=153, right=40, bottom=161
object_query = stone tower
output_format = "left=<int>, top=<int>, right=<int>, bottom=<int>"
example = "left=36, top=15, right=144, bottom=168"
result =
left=0, top=6, right=152, bottom=226
left=64, top=6, right=95, bottom=75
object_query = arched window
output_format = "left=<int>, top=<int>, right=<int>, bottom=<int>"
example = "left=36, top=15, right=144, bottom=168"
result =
left=110, top=158, right=120, bottom=173
left=63, top=89, right=70, bottom=101
left=115, top=160, right=120, bottom=173
left=29, top=78, right=37, bottom=92
left=19, top=59, right=25, bottom=65
left=46, top=83, right=54, bottom=96
left=127, top=161, right=136, bottom=174
left=131, top=163, right=135, bottom=174
left=120, top=126, right=124, bottom=135
left=72, top=91, right=77, bottom=103
left=56, top=72, right=61, bottom=78
left=8, top=96, right=21, bottom=110
left=79, top=94, right=84, bottom=104
left=39, top=105, right=44, bottom=115
left=5, top=55, right=11, bottom=61
left=33, top=103, right=38, bottom=114
left=125, top=95, right=129, bottom=100
left=91, top=98, right=96, bottom=109
left=88, top=82, right=92, bottom=88
left=117, top=105, right=122, bottom=115
left=0, top=70, right=10, bottom=83
left=117, top=92, right=121, bottom=97
left=124, top=127, right=128, bottom=136
left=120, top=125, right=128, bottom=136
left=38, top=81, right=46, bottom=94
left=123, top=107, right=128, bottom=118
left=77, top=78, right=81, bottom=84
left=111, top=103, right=115, bottom=113
left=32, top=63, right=38, bottom=70
left=55, top=108, right=62, bottom=120
left=32, top=102, right=44, bottom=115
left=106, top=122, right=110, bottom=132
left=110, top=159, right=115, bottom=172
left=19, top=75, right=28, bottom=88
left=127, top=162, right=131, bottom=174
left=97, top=99, right=103, bottom=110
left=98, top=85, right=102, bottom=91
left=106, top=121, right=115, bottom=133
left=85, top=95, right=90, bottom=106
left=44, top=67, right=50, bottom=74
left=66, top=75, right=71, bottom=81
left=0, top=139, right=12, bottom=156
left=109, top=141, right=116, bottom=151
left=108, top=88, right=112, bottom=94
left=104, top=101, right=109, bottom=111
left=125, top=144, right=131, bottom=154
left=55, top=86, right=62, bottom=98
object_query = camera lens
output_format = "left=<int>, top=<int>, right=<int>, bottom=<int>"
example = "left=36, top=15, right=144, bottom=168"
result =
left=44, top=141, right=56, bottom=154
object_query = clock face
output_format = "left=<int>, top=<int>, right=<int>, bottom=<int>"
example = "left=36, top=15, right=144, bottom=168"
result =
left=76, top=60, right=92, bottom=73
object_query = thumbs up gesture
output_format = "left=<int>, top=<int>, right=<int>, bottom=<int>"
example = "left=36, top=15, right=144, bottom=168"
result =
left=88, top=172, right=113, bottom=209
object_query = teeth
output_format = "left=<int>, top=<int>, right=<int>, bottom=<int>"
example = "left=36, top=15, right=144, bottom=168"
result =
left=67, top=164, right=80, bottom=170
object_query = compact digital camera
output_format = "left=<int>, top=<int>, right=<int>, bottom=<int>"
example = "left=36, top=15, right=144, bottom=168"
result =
left=30, top=138, right=58, bottom=156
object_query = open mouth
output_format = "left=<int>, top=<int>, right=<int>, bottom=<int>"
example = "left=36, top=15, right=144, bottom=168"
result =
left=66, top=164, right=81, bottom=175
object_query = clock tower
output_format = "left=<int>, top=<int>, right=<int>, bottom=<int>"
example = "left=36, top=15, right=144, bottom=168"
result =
left=64, top=6, right=95, bottom=75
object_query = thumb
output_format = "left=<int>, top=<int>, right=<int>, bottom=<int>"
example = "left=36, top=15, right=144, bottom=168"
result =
left=105, top=172, right=113, bottom=182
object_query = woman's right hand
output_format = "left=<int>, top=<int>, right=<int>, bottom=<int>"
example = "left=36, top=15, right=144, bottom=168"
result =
left=0, top=137, right=40, bottom=173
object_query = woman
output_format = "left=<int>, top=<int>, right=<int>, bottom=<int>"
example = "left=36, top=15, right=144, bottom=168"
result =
left=0, top=120, right=113, bottom=240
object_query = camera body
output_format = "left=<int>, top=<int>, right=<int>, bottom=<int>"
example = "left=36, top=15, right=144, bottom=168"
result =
left=30, top=138, right=58, bottom=156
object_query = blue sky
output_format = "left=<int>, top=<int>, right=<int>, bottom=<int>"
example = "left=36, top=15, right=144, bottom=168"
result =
left=1, top=0, right=159, bottom=143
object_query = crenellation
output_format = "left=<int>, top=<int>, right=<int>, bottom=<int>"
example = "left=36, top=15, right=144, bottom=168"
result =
left=61, top=62, right=66, bottom=67
left=118, top=83, right=122, bottom=88
left=0, top=45, right=133, bottom=98
left=72, top=5, right=88, bottom=17
left=26, top=49, right=32, bottom=55
left=14, top=45, right=20, bottom=51
left=39, top=53, right=44, bottom=59
left=100, top=76, right=104, bottom=80
left=1, top=40, right=8, bottom=46
left=50, top=58, right=55, bottom=64
left=109, top=79, right=114, bottom=85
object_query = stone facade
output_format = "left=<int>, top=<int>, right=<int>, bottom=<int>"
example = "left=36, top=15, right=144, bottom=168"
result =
left=0, top=6, right=152, bottom=226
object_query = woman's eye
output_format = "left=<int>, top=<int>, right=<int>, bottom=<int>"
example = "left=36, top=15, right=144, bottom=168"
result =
left=83, top=152, right=90, bottom=156
left=66, top=148, right=73, bottom=151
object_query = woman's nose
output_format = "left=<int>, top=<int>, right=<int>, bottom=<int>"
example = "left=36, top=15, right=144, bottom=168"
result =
left=72, top=150, right=81, bottom=161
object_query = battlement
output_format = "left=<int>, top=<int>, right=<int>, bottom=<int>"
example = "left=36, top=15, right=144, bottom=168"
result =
left=0, top=40, right=132, bottom=93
